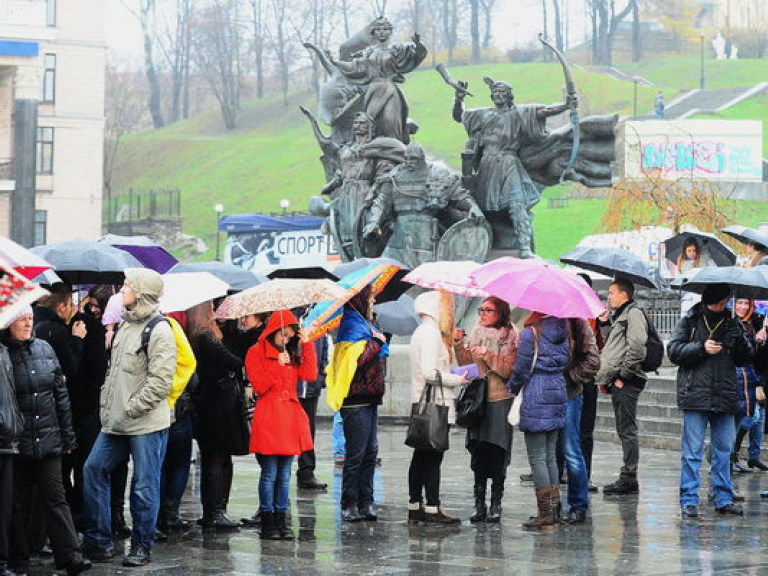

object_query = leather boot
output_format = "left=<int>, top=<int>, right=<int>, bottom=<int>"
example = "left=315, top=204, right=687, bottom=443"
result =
left=523, top=486, right=557, bottom=530
left=469, top=479, right=487, bottom=523
left=486, top=476, right=504, bottom=523
left=160, top=497, right=189, bottom=532
left=274, top=511, right=294, bottom=540
left=550, top=485, right=563, bottom=524
left=259, top=512, right=281, bottom=540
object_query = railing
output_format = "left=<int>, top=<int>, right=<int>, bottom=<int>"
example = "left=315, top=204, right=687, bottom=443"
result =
left=0, top=157, right=13, bottom=180
left=104, top=189, right=181, bottom=224
left=647, top=307, right=681, bottom=340
left=0, top=0, right=47, bottom=27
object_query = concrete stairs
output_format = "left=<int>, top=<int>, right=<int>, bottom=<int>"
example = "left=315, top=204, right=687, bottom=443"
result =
left=663, top=83, right=768, bottom=119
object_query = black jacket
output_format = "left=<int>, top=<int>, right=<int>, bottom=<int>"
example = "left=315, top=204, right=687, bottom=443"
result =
left=668, top=303, right=753, bottom=413
left=67, top=311, right=108, bottom=423
left=1, top=333, right=77, bottom=459
left=33, top=306, right=84, bottom=387
left=0, top=344, right=21, bottom=455
left=297, top=335, right=330, bottom=399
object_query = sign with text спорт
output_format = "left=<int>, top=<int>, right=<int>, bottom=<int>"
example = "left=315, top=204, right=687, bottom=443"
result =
left=623, top=120, right=763, bottom=182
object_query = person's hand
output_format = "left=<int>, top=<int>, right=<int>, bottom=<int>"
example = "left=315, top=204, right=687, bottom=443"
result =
left=362, top=223, right=379, bottom=239
left=757, top=327, right=767, bottom=344
left=459, top=370, right=469, bottom=385
left=71, top=320, right=87, bottom=339
left=613, top=379, right=625, bottom=389
left=704, top=339, right=723, bottom=355
left=372, top=330, right=386, bottom=342
left=278, top=351, right=290, bottom=365
left=598, top=310, right=610, bottom=322
left=467, top=205, right=484, bottom=220
left=758, top=386, right=766, bottom=402
left=453, top=328, right=466, bottom=344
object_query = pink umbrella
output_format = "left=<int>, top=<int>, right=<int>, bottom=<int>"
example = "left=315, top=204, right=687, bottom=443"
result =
left=470, top=257, right=605, bottom=319
left=402, top=260, right=488, bottom=297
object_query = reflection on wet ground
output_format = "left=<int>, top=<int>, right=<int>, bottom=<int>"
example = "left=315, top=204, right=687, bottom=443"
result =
left=26, top=424, right=768, bottom=574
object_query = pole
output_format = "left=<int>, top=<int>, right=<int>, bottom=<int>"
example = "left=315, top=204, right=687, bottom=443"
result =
left=633, top=79, right=638, bottom=117
left=215, top=212, right=221, bottom=261
left=700, top=34, right=706, bottom=90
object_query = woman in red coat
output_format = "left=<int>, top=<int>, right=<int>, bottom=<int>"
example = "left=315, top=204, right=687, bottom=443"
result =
left=245, top=310, right=316, bottom=540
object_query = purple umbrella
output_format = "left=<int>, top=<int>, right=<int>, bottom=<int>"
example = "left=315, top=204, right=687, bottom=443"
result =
left=98, top=234, right=178, bottom=274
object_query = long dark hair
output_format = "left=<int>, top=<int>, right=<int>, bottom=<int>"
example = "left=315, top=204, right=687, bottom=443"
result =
left=482, top=296, right=511, bottom=329
left=266, top=324, right=302, bottom=365
left=346, top=284, right=373, bottom=321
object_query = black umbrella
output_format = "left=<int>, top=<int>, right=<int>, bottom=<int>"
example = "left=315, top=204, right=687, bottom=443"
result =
left=374, top=294, right=419, bottom=336
left=334, top=257, right=411, bottom=303
left=670, top=266, right=768, bottom=300
left=31, top=239, right=143, bottom=284
left=167, top=262, right=268, bottom=292
left=267, top=266, right=338, bottom=281
left=663, top=231, right=736, bottom=267
left=560, top=246, right=662, bottom=289
left=721, top=225, right=768, bottom=250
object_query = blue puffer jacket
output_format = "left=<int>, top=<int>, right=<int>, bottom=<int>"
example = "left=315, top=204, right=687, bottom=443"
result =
left=508, top=316, right=569, bottom=433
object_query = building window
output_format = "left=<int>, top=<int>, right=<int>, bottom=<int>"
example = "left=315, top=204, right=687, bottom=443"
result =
left=42, top=54, right=56, bottom=103
left=34, top=210, right=47, bottom=246
left=36, top=127, right=54, bottom=174
left=46, top=0, right=56, bottom=27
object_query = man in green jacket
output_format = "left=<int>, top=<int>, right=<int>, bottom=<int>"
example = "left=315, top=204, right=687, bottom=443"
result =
left=82, top=269, right=176, bottom=568
left=596, top=278, right=648, bottom=495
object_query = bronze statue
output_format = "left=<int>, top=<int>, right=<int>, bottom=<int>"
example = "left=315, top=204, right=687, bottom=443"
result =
left=362, top=142, right=490, bottom=268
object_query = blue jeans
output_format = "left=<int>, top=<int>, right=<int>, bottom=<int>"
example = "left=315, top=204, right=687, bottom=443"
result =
left=564, top=394, right=589, bottom=512
left=680, top=410, right=735, bottom=508
left=332, top=411, right=346, bottom=459
left=162, top=414, right=193, bottom=501
left=83, top=430, right=168, bottom=552
left=340, top=405, right=378, bottom=511
left=745, top=405, right=765, bottom=461
left=258, top=455, right=293, bottom=513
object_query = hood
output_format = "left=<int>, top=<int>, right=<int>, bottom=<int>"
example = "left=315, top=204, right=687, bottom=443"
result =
left=414, top=291, right=440, bottom=322
left=538, top=315, right=568, bottom=346
left=123, top=268, right=163, bottom=321
left=259, top=309, right=300, bottom=342
left=414, top=290, right=455, bottom=352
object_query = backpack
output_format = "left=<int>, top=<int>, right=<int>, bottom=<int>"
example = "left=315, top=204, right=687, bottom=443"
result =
left=639, top=310, right=664, bottom=373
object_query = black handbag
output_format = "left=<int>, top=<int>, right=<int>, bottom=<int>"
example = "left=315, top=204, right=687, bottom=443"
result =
left=405, top=372, right=449, bottom=452
left=455, top=375, right=487, bottom=429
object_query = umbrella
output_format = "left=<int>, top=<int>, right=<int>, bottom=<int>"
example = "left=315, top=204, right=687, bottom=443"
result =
left=374, top=294, right=419, bottom=336
left=333, top=257, right=410, bottom=303
left=721, top=225, right=768, bottom=250
left=159, top=272, right=230, bottom=313
left=0, top=236, right=54, bottom=279
left=31, top=238, right=143, bottom=284
left=267, top=266, right=338, bottom=281
left=560, top=246, right=662, bottom=289
left=102, top=293, right=123, bottom=325
left=670, top=266, right=768, bottom=300
left=302, top=262, right=402, bottom=340
left=403, top=260, right=488, bottom=297
left=214, top=278, right=349, bottom=319
left=0, top=260, right=50, bottom=329
left=98, top=234, right=178, bottom=274
left=663, top=231, right=736, bottom=267
left=470, top=257, right=605, bottom=319
left=167, top=261, right=267, bottom=292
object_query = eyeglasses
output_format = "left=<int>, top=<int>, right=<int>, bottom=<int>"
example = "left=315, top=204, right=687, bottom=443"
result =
left=477, top=307, right=497, bottom=314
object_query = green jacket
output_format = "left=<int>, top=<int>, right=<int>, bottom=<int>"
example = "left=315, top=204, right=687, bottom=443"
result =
left=595, top=301, right=648, bottom=389
left=101, top=269, right=176, bottom=435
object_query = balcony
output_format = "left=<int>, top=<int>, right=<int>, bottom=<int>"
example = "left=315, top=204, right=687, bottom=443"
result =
left=0, top=157, right=14, bottom=191
left=0, top=0, right=49, bottom=29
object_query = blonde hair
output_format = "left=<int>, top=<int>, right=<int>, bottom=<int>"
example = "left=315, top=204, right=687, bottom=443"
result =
left=437, top=290, right=455, bottom=360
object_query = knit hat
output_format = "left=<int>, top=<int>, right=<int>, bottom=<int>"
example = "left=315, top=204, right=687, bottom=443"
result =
left=701, top=283, right=731, bottom=305
left=1, top=304, right=33, bottom=329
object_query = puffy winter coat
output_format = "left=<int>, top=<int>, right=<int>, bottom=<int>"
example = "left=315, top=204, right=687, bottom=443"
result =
left=1, top=333, right=76, bottom=459
left=0, top=343, right=21, bottom=455
left=668, top=303, right=752, bottom=413
left=508, top=316, right=569, bottom=433
left=245, top=310, right=317, bottom=455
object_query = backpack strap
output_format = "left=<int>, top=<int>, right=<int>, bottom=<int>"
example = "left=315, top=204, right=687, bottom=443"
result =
left=139, top=314, right=168, bottom=355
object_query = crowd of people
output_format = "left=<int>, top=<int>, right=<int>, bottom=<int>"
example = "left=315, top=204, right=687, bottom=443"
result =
left=1, top=237, right=768, bottom=572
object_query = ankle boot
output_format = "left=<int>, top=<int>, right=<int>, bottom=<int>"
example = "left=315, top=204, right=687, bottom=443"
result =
left=486, top=476, right=504, bottom=523
left=111, top=507, right=131, bottom=539
left=274, top=511, right=294, bottom=540
left=160, top=497, right=189, bottom=532
left=550, top=485, right=563, bottom=524
left=523, top=486, right=557, bottom=530
left=470, top=480, right=487, bottom=523
left=259, top=511, right=281, bottom=540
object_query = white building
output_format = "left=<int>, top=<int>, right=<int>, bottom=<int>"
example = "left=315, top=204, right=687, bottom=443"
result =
left=0, top=0, right=106, bottom=246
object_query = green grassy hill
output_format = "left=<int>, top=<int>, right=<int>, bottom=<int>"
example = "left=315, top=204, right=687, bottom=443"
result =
left=112, top=57, right=768, bottom=262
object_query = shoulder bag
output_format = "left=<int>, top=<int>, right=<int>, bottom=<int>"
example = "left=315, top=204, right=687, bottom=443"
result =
left=405, top=370, right=450, bottom=452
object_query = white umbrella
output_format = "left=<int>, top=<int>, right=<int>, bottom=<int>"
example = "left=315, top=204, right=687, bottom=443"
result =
left=402, top=260, right=489, bottom=297
left=159, top=272, right=230, bottom=313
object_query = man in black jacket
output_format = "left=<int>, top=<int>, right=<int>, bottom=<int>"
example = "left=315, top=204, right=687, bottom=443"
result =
left=668, top=283, right=753, bottom=518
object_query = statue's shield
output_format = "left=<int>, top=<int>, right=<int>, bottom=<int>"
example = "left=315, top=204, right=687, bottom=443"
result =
left=436, top=218, right=493, bottom=263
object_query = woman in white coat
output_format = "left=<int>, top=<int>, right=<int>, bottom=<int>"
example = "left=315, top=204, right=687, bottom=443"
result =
left=407, top=290, right=467, bottom=525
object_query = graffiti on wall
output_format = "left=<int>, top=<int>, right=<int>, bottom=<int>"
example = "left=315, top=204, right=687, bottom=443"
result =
left=641, top=140, right=761, bottom=178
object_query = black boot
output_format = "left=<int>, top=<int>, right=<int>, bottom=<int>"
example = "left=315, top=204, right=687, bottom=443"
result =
left=486, top=476, right=504, bottom=523
left=470, top=479, right=487, bottom=523
left=111, top=507, right=131, bottom=540
left=274, top=511, right=294, bottom=540
left=160, top=497, right=189, bottom=533
left=259, top=512, right=281, bottom=540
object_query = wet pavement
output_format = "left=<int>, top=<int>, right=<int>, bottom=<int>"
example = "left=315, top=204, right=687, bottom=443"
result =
left=26, top=423, right=768, bottom=575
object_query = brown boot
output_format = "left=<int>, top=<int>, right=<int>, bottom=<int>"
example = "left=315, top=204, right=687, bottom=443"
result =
left=407, top=502, right=425, bottom=524
left=523, top=487, right=558, bottom=531
left=424, top=506, right=461, bottom=525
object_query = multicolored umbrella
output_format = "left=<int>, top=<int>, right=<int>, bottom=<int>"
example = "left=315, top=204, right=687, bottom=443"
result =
left=0, top=257, right=49, bottom=328
left=470, top=257, right=605, bottom=319
left=402, top=260, right=488, bottom=297
left=214, top=278, right=349, bottom=319
left=0, top=235, right=54, bottom=279
left=302, top=262, right=402, bottom=340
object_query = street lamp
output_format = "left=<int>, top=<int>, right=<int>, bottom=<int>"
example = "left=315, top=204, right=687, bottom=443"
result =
left=700, top=33, right=706, bottom=90
left=280, top=198, right=290, bottom=216
left=632, top=77, right=639, bottom=118
left=214, top=203, right=224, bottom=261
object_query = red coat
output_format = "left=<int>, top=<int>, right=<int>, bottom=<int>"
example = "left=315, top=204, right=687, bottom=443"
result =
left=245, top=310, right=317, bottom=455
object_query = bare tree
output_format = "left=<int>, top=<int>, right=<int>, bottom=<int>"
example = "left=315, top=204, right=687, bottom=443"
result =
left=432, top=0, right=459, bottom=63
left=292, top=0, right=338, bottom=95
left=156, top=0, right=194, bottom=123
left=248, top=0, right=267, bottom=98
left=552, top=0, right=564, bottom=51
left=479, top=0, right=494, bottom=48
left=266, top=0, right=293, bottom=104
left=469, top=0, right=480, bottom=63
left=586, top=0, right=636, bottom=65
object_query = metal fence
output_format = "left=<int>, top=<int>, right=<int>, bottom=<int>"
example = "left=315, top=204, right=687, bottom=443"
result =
left=104, top=189, right=181, bottom=224
left=647, top=306, right=681, bottom=340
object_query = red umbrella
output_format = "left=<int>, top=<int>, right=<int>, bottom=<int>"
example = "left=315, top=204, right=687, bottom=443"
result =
left=0, top=235, right=54, bottom=279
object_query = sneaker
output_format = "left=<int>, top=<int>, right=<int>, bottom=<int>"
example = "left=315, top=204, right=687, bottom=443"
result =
left=715, top=503, right=744, bottom=516
left=565, top=509, right=587, bottom=524
left=748, top=459, right=768, bottom=471
left=603, top=477, right=639, bottom=495
left=81, top=543, right=114, bottom=564
left=359, top=504, right=378, bottom=521
left=297, top=477, right=328, bottom=492
left=122, top=546, right=150, bottom=567
left=587, top=482, right=598, bottom=493
left=708, top=491, right=745, bottom=503
left=342, top=508, right=363, bottom=523
left=423, top=507, right=461, bottom=525
left=681, top=505, right=698, bottom=518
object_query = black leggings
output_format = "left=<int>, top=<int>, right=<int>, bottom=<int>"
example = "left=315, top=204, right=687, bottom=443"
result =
left=408, top=449, right=444, bottom=507
left=469, top=442, right=507, bottom=481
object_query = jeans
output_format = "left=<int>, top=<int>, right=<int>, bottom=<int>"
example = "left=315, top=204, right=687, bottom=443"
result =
left=564, top=394, right=589, bottom=512
left=747, top=405, right=765, bottom=461
left=340, top=405, right=378, bottom=511
left=408, top=449, right=444, bottom=506
left=83, top=430, right=168, bottom=552
left=162, top=414, right=193, bottom=501
left=298, top=397, right=318, bottom=482
left=524, top=430, right=559, bottom=488
left=611, top=383, right=641, bottom=478
left=680, top=410, right=735, bottom=508
left=332, top=411, right=346, bottom=459
left=258, top=455, right=293, bottom=513
left=580, top=382, right=598, bottom=479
